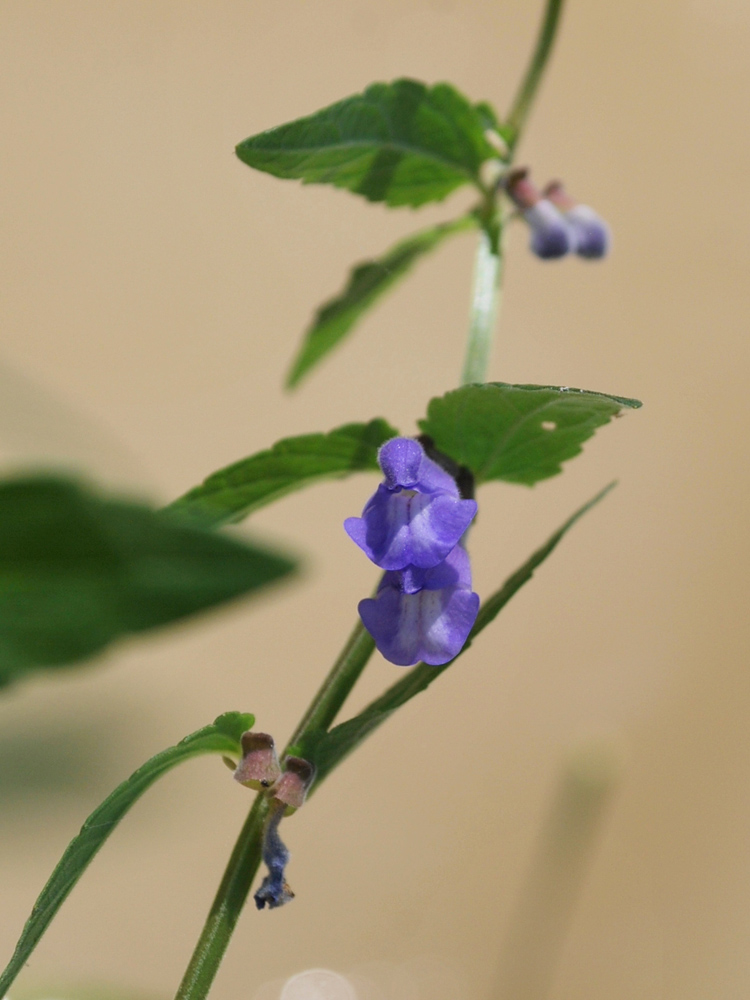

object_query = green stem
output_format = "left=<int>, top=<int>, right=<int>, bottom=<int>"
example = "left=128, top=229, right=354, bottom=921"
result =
left=173, top=619, right=375, bottom=1000
left=287, top=618, right=375, bottom=745
left=174, top=793, right=268, bottom=1000
left=505, top=0, right=566, bottom=148
left=461, top=218, right=504, bottom=385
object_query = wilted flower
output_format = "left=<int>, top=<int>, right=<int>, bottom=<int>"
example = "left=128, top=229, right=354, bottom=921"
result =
left=253, top=754, right=316, bottom=910
left=346, top=438, right=479, bottom=667
left=254, top=799, right=294, bottom=910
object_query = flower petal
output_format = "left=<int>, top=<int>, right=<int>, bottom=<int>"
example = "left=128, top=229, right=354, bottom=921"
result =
left=347, top=488, right=476, bottom=570
left=525, top=200, right=572, bottom=260
left=566, top=204, right=610, bottom=259
left=378, top=437, right=423, bottom=489
left=359, top=583, right=479, bottom=667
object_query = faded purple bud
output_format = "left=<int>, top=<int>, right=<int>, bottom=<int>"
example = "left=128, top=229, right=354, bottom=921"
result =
left=272, top=755, right=315, bottom=814
left=254, top=799, right=294, bottom=910
left=505, top=169, right=571, bottom=260
left=358, top=544, right=479, bottom=667
left=234, top=732, right=282, bottom=790
left=525, top=200, right=574, bottom=259
left=344, top=438, right=477, bottom=571
left=544, top=181, right=610, bottom=259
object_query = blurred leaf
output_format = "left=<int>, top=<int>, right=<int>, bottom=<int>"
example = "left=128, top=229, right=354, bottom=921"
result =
left=0, top=476, right=296, bottom=684
left=312, top=484, right=616, bottom=783
left=419, top=383, right=641, bottom=485
left=0, top=712, right=254, bottom=999
left=473, top=99, right=512, bottom=144
left=166, top=419, right=398, bottom=528
left=236, top=79, right=497, bottom=207
left=287, top=215, right=476, bottom=387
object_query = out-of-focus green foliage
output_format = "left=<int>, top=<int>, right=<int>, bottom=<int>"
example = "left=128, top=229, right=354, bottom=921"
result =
left=0, top=476, right=296, bottom=683
left=236, top=79, right=497, bottom=207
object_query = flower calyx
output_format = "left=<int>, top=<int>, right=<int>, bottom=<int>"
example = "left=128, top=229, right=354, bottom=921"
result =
left=233, top=734, right=316, bottom=911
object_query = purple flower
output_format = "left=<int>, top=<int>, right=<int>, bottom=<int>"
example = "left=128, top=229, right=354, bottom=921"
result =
left=346, top=438, right=480, bottom=667
left=524, top=200, right=573, bottom=260
left=505, top=168, right=572, bottom=260
left=564, top=204, right=610, bottom=259
left=344, top=437, right=477, bottom=571
left=544, top=181, right=610, bottom=259
left=358, top=543, right=480, bottom=666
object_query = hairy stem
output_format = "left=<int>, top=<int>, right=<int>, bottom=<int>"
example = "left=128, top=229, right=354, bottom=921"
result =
left=174, top=619, right=375, bottom=1000
left=505, top=0, right=566, bottom=148
left=461, top=218, right=504, bottom=385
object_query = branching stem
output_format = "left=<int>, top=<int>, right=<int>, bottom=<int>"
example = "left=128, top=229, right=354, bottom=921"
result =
left=174, top=4, right=569, bottom=997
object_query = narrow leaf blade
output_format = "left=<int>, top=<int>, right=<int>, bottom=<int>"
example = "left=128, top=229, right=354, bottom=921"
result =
left=0, top=476, right=296, bottom=683
left=419, top=383, right=641, bottom=485
left=236, top=79, right=497, bottom=207
left=287, top=215, right=476, bottom=387
left=0, top=711, right=254, bottom=998
left=165, top=418, right=398, bottom=528
left=312, top=484, right=616, bottom=783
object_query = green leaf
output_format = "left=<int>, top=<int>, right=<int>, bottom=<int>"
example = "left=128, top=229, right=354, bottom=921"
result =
left=287, top=215, right=476, bottom=387
left=419, top=383, right=642, bottom=485
left=166, top=418, right=399, bottom=528
left=236, top=79, right=497, bottom=208
left=0, top=711, right=254, bottom=998
left=312, top=484, right=616, bottom=785
left=0, top=476, right=296, bottom=684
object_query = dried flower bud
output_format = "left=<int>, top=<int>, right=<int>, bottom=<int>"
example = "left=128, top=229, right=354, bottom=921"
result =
left=234, top=731, right=282, bottom=790
left=272, top=755, right=315, bottom=813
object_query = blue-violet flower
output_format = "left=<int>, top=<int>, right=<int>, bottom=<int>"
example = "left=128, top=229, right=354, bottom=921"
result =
left=506, top=168, right=572, bottom=260
left=344, top=437, right=477, bottom=571
left=346, top=437, right=480, bottom=667
left=544, top=181, right=609, bottom=259
left=358, top=540, right=480, bottom=666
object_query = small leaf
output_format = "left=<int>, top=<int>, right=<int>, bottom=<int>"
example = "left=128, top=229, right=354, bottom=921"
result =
left=0, top=476, right=296, bottom=684
left=419, top=383, right=641, bottom=485
left=166, top=418, right=399, bottom=528
left=236, top=79, right=497, bottom=208
left=0, top=712, right=255, bottom=998
left=312, top=484, right=616, bottom=785
left=287, top=215, right=476, bottom=387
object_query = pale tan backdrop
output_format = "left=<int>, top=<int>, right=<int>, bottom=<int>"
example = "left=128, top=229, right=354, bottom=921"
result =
left=0, top=2, right=748, bottom=999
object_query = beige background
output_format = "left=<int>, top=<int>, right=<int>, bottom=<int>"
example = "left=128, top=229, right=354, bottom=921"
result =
left=0, top=1, right=748, bottom=998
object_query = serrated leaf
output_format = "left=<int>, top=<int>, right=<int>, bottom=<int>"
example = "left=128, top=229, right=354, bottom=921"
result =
left=166, top=418, right=399, bottom=528
left=236, top=79, right=497, bottom=208
left=288, top=215, right=476, bottom=387
left=0, top=476, right=296, bottom=684
left=419, top=383, right=641, bottom=485
left=0, top=712, right=254, bottom=998
left=312, top=484, right=616, bottom=785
